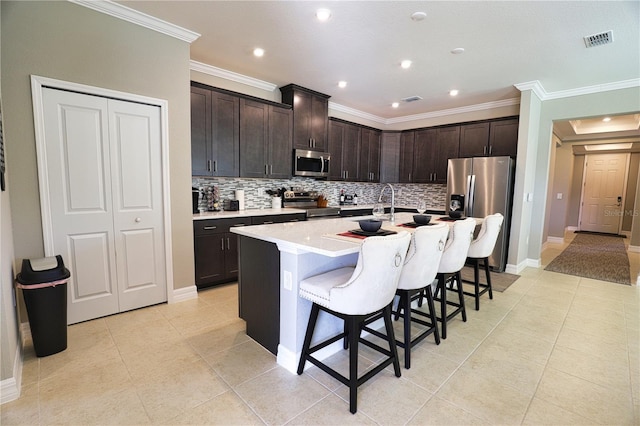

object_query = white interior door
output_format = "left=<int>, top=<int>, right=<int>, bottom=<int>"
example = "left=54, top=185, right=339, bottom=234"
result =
left=579, top=153, right=629, bottom=234
left=41, top=88, right=166, bottom=324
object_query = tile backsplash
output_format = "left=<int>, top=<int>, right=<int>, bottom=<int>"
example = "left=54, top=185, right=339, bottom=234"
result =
left=192, top=177, right=446, bottom=211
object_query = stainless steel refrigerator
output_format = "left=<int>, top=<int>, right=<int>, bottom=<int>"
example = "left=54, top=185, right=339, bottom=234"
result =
left=446, top=156, right=514, bottom=272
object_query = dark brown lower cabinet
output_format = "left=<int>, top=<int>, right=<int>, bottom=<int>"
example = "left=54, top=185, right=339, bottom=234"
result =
left=193, top=217, right=251, bottom=289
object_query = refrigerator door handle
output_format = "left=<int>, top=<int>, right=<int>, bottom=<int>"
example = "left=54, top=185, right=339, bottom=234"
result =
left=465, top=174, right=472, bottom=214
left=468, top=174, right=476, bottom=217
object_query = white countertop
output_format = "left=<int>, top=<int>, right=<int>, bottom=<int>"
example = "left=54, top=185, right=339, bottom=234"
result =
left=230, top=212, right=478, bottom=257
left=193, top=208, right=306, bottom=220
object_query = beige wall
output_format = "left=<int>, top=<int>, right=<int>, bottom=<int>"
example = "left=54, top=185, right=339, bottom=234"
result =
left=1, top=0, right=194, bottom=298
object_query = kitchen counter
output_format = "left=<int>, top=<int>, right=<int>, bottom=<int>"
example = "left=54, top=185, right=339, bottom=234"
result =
left=231, top=213, right=479, bottom=372
left=193, top=207, right=306, bottom=220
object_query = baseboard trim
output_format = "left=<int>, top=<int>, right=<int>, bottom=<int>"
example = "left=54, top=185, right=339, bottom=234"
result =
left=629, top=245, right=640, bottom=253
left=0, top=344, right=22, bottom=404
left=506, top=258, right=540, bottom=274
left=547, top=236, right=565, bottom=244
left=170, top=285, right=198, bottom=303
left=566, top=226, right=578, bottom=232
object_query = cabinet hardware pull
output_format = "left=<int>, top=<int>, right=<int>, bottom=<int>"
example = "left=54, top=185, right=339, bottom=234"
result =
left=203, top=226, right=217, bottom=230
left=489, top=145, right=492, bottom=155
left=207, top=160, right=212, bottom=172
left=221, top=239, right=224, bottom=250
left=226, top=237, right=230, bottom=250
left=263, top=221, right=274, bottom=224
left=265, top=164, right=268, bottom=174
left=213, top=160, right=217, bottom=172
left=135, top=217, right=141, bottom=223
left=232, top=224, right=245, bottom=227
left=270, top=164, right=273, bottom=174
left=483, top=146, right=487, bottom=155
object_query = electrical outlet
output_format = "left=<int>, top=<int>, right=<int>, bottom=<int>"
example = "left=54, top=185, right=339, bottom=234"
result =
left=283, top=271, right=292, bottom=291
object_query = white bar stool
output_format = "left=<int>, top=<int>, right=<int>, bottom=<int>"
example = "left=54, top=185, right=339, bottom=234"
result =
left=297, top=231, right=411, bottom=414
left=463, top=213, right=504, bottom=310
left=434, top=218, right=476, bottom=339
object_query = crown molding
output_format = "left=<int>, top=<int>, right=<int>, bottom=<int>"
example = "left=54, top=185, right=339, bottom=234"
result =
left=515, top=78, right=640, bottom=101
left=190, top=60, right=277, bottom=92
left=385, top=98, right=521, bottom=125
left=69, top=0, right=200, bottom=43
left=328, top=102, right=387, bottom=125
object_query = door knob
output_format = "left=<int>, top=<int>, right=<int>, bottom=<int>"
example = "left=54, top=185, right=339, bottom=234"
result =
left=135, top=217, right=141, bottom=223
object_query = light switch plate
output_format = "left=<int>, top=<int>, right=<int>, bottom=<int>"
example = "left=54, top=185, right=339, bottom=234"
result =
left=283, top=271, right=292, bottom=291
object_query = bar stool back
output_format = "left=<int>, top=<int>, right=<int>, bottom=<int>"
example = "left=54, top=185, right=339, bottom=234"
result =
left=297, top=231, right=411, bottom=414
left=463, top=213, right=504, bottom=310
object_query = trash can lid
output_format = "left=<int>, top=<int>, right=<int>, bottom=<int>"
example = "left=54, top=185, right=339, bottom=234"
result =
left=16, top=255, right=71, bottom=285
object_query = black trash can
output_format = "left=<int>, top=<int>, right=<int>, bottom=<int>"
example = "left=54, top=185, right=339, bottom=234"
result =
left=16, top=255, right=71, bottom=357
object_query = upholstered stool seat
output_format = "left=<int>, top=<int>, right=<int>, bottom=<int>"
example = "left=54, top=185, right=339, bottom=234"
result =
left=297, top=231, right=411, bottom=414
left=433, top=218, right=476, bottom=339
left=462, top=213, right=504, bottom=310
left=365, top=224, right=448, bottom=369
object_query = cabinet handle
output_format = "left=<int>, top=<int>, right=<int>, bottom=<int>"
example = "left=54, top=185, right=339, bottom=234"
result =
left=433, top=172, right=437, bottom=181
left=409, top=173, right=412, bottom=181
left=270, top=164, right=273, bottom=174
left=263, top=221, right=274, bottom=224
left=483, top=146, right=487, bottom=155
left=290, top=219, right=299, bottom=222
left=232, top=224, right=245, bottom=227
left=226, top=237, right=230, bottom=250
left=203, top=226, right=217, bottom=230
left=345, top=170, right=348, bottom=179
left=221, top=238, right=224, bottom=251
left=265, top=164, right=268, bottom=174
left=489, top=145, right=492, bottom=155
left=213, top=160, right=217, bottom=172
left=207, top=160, right=212, bottom=172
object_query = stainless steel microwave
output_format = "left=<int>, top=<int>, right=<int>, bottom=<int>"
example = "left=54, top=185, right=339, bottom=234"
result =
left=293, top=149, right=330, bottom=177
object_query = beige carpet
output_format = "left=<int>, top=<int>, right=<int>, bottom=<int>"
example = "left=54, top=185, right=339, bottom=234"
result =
left=545, top=233, right=631, bottom=285
left=459, top=265, right=520, bottom=292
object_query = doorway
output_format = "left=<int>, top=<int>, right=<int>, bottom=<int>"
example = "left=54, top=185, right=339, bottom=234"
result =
left=32, top=76, right=174, bottom=324
left=578, top=153, right=629, bottom=234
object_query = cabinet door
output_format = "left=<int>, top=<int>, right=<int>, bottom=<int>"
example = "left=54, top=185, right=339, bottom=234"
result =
left=191, top=87, right=212, bottom=176
left=412, top=129, right=436, bottom=183
left=268, top=105, right=293, bottom=178
left=239, top=99, right=268, bottom=178
left=194, top=234, right=226, bottom=286
left=328, top=120, right=345, bottom=180
left=459, top=122, right=490, bottom=158
left=291, top=90, right=312, bottom=150
left=380, top=132, right=401, bottom=183
left=399, top=131, right=415, bottom=183
left=358, top=129, right=371, bottom=182
left=489, top=119, right=519, bottom=157
left=211, top=91, right=240, bottom=176
left=343, top=124, right=360, bottom=181
left=367, top=129, right=381, bottom=182
left=310, top=95, right=328, bottom=151
left=434, top=126, right=460, bottom=183
left=224, top=232, right=240, bottom=280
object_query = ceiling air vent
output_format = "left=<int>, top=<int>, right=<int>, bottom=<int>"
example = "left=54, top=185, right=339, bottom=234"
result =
left=584, top=30, right=613, bottom=48
left=402, top=96, right=423, bottom=103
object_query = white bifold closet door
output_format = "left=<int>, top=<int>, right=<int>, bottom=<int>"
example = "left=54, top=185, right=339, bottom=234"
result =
left=41, top=88, right=167, bottom=324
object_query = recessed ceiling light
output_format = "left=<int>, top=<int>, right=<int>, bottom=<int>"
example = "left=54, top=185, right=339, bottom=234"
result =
left=253, top=48, right=265, bottom=57
left=603, top=117, right=612, bottom=122
left=391, top=102, right=399, bottom=108
left=338, top=81, right=347, bottom=88
left=410, top=11, right=427, bottom=21
left=451, top=48, right=465, bottom=54
left=400, top=60, right=412, bottom=69
left=449, top=89, right=459, bottom=96
left=316, top=8, right=331, bottom=22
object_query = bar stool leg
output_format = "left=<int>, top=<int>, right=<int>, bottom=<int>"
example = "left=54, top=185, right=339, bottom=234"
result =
left=383, top=304, right=401, bottom=377
left=424, top=286, right=440, bottom=345
left=348, top=316, right=359, bottom=414
left=438, top=274, right=448, bottom=339
left=297, top=304, right=320, bottom=375
left=455, top=271, right=467, bottom=322
left=400, top=293, right=412, bottom=369
left=484, top=258, right=493, bottom=300
left=473, top=258, right=481, bottom=310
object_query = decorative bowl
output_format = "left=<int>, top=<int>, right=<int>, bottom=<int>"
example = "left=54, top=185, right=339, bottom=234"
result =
left=358, top=219, right=382, bottom=232
left=449, top=210, right=463, bottom=219
left=413, top=215, right=432, bottom=225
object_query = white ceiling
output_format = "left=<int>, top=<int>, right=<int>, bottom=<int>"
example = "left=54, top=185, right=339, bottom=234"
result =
left=115, top=1, right=639, bottom=125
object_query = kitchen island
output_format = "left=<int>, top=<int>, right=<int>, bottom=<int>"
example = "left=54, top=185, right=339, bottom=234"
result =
left=231, top=212, right=470, bottom=373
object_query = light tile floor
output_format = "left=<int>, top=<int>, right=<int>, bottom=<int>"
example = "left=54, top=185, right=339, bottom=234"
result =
left=2, top=232, right=639, bottom=425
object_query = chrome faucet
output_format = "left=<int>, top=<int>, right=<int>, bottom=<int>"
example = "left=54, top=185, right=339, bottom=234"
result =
left=378, top=183, right=395, bottom=223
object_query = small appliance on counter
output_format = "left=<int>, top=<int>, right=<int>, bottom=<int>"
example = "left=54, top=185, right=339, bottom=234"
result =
left=192, top=188, right=200, bottom=214
left=226, top=199, right=240, bottom=211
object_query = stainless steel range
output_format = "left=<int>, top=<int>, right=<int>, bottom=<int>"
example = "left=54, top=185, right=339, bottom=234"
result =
left=283, top=190, right=341, bottom=219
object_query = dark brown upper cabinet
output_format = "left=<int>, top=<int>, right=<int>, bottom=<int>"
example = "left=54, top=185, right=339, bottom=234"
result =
left=328, top=119, right=360, bottom=181
left=280, top=84, right=330, bottom=152
left=191, top=86, right=239, bottom=177
left=398, top=131, right=415, bottom=183
left=358, top=128, right=381, bottom=182
left=239, top=99, right=293, bottom=179
left=459, top=118, right=518, bottom=157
